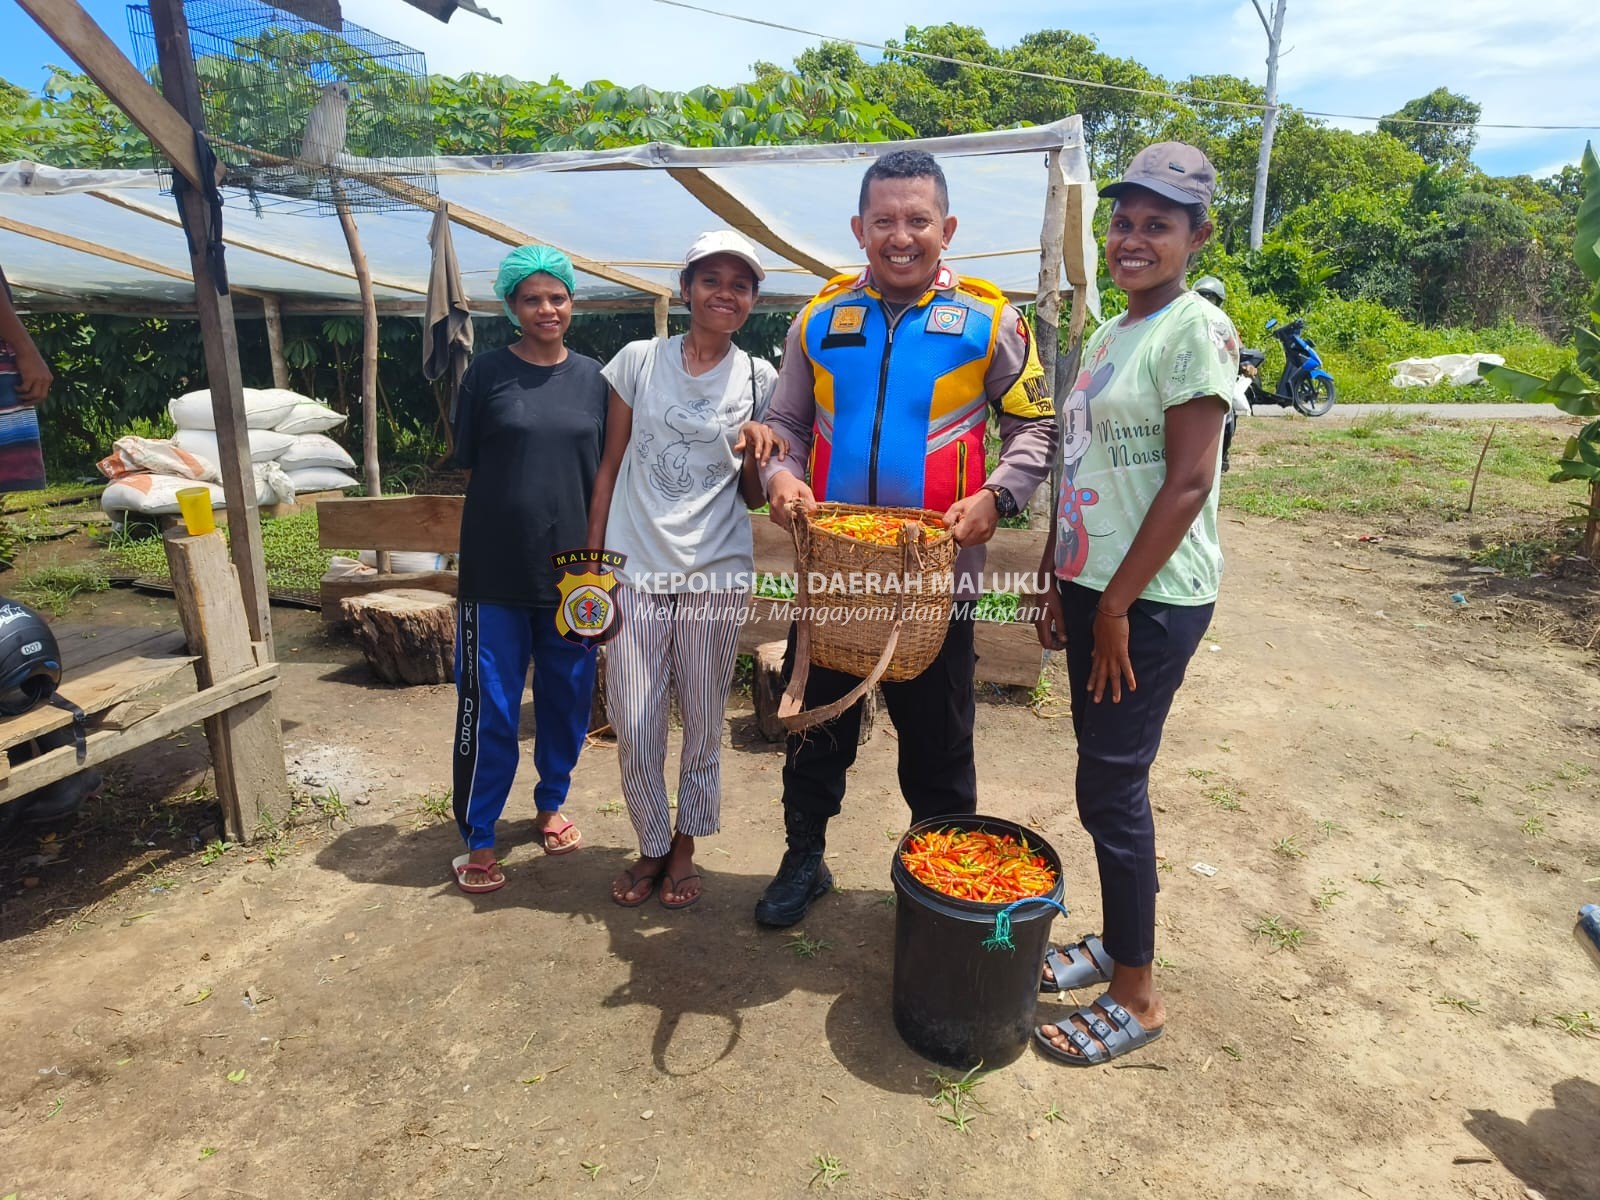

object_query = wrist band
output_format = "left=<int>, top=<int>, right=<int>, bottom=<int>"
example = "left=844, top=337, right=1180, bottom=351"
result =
left=1095, top=606, right=1129, bottom=620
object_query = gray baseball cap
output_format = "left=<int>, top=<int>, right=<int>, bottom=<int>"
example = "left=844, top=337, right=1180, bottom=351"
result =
left=1100, top=142, right=1217, bottom=208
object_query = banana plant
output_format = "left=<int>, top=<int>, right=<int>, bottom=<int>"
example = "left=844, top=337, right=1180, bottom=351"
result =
left=1481, top=142, right=1600, bottom=557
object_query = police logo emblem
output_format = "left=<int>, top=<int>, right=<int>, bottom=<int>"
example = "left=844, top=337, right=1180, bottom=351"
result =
left=550, top=549, right=627, bottom=646
left=927, top=304, right=967, bottom=335
left=828, top=305, right=867, bottom=335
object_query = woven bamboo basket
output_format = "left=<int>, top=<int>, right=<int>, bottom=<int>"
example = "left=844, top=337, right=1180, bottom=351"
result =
left=779, top=502, right=957, bottom=731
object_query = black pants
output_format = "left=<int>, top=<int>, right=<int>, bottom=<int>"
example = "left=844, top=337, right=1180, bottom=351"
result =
left=1060, top=581, right=1212, bottom=968
left=780, top=606, right=977, bottom=824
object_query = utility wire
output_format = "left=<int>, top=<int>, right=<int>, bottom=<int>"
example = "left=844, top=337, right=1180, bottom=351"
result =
left=650, top=0, right=1600, bottom=133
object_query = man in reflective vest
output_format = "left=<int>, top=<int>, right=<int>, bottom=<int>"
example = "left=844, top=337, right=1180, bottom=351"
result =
left=755, top=148, right=1057, bottom=927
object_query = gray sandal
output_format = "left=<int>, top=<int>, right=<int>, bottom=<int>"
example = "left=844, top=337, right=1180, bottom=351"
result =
left=1034, top=994, right=1164, bottom=1066
left=1040, top=935, right=1113, bottom=993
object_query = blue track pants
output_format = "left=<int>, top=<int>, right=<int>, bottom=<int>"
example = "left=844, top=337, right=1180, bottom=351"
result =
left=452, top=601, right=597, bottom=851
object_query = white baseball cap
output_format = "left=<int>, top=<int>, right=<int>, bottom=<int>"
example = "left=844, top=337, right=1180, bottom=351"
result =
left=683, top=230, right=765, bottom=282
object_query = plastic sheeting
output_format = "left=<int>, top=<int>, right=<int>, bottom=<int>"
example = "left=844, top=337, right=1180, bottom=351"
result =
left=0, top=117, right=1098, bottom=319
left=1389, top=353, right=1506, bottom=388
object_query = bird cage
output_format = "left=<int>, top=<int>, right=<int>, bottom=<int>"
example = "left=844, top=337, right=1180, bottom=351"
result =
left=127, top=0, right=437, bottom=216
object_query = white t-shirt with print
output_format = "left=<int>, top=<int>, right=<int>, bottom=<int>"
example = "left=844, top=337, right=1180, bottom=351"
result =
left=1053, top=290, right=1239, bottom=605
left=601, top=335, right=777, bottom=592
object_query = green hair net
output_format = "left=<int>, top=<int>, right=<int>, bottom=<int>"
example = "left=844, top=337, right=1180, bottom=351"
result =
left=494, top=245, right=577, bottom=327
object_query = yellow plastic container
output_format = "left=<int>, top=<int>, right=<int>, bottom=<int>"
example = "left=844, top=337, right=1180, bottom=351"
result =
left=175, top=486, right=216, bottom=536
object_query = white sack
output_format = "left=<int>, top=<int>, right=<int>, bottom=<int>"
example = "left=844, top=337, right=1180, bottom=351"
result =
left=173, top=427, right=296, bottom=465
left=169, top=386, right=302, bottom=430
left=274, top=400, right=347, bottom=435
left=278, top=432, right=358, bottom=472
left=358, top=549, right=453, bottom=573
left=97, top=436, right=216, bottom=482
left=286, top=466, right=360, bottom=492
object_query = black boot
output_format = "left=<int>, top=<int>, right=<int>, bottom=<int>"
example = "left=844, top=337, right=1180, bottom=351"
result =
left=754, top=809, right=832, bottom=928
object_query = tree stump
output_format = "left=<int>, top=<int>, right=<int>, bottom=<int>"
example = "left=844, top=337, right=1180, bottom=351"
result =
left=340, top=589, right=454, bottom=685
left=753, top=639, right=876, bottom=745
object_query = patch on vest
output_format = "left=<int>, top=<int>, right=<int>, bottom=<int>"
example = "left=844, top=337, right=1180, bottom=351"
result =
left=926, top=304, right=967, bottom=335
left=828, top=305, right=867, bottom=335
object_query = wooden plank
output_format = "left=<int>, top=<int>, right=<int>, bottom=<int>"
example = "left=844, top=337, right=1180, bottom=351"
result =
left=0, top=633, right=196, bottom=752
left=1034, top=148, right=1069, bottom=396
left=0, top=665, right=280, bottom=799
left=165, top=528, right=289, bottom=841
left=15, top=0, right=209, bottom=188
left=150, top=0, right=274, bottom=658
left=666, top=167, right=843, bottom=282
left=317, top=495, right=464, bottom=553
left=0, top=214, right=193, bottom=282
left=89, top=190, right=429, bottom=296
left=52, top=626, right=187, bottom=673
left=733, top=599, right=1042, bottom=687
left=321, top=569, right=457, bottom=625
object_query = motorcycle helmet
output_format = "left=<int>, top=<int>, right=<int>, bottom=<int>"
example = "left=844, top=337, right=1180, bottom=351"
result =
left=1192, top=275, right=1226, bottom=305
left=0, top=599, right=64, bottom=717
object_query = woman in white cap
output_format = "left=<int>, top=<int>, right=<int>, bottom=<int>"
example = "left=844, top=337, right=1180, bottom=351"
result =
left=587, top=231, right=787, bottom=910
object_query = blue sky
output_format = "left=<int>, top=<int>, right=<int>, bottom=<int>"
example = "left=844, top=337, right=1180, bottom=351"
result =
left=5, top=0, right=1597, bottom=178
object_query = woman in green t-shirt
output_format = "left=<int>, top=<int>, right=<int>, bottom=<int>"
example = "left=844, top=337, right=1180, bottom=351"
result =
left=1031, top=143, right=1240, bottom=1067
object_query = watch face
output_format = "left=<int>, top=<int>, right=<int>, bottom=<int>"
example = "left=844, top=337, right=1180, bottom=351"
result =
left=988, top=486, right=1016, bottom=516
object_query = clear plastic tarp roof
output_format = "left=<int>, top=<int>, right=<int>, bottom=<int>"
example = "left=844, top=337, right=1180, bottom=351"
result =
left=0, top=117, right=1098, bottom=319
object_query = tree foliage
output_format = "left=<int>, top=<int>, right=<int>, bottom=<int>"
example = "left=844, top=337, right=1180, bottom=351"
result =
left=1379, top=86, right=1481, bottom=169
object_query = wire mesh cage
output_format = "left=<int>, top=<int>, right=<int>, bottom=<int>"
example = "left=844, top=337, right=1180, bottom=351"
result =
left=127, top=0, right=437, bottom=216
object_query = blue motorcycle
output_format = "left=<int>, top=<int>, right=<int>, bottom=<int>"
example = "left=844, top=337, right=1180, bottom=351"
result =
left=1240, top=317, right=1336, bottom=416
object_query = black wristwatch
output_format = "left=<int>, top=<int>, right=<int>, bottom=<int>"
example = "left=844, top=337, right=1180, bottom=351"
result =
left=981, top=483, right=1018, bottom=518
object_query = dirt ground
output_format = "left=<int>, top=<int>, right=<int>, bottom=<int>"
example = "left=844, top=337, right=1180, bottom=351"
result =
left=2, top=493, right=1598, bottom=1199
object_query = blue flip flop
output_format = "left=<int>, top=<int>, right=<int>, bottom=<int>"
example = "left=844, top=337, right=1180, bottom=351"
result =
left=1040, top=935, right=1113, bottom=993
left=1034, top=994, right=1164, bottom=1067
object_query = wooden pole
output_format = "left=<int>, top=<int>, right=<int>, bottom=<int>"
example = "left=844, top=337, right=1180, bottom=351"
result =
left=262, top=293, right=290, bottom=389
left=164, top=529, right=289, bottom=843
left=1249, top=0, right=1288, bottom=251
left=331, top=186, right=380, bottom=499
left=149, top=0, right=274, bottom=658
left=1030, top=150, right=1070, bottom=529
left=654, top=293, right=670, bottom=338
left=1053, top=183, right=1093, bottom=512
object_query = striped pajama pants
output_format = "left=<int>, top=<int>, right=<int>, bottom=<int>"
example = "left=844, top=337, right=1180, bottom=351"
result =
left=605, top=585, right=748, bottom=858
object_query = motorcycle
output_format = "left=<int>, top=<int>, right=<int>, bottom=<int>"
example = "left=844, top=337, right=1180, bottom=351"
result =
left=1240, top=317, right=1336, bottom=417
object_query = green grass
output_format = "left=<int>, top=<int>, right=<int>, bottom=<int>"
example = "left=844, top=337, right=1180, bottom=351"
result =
left=1224, top=413, right=1571, bottom=522
left=1248, top=915, right=1306, bottom=952
left=11, top=559, right=111, bottom=614
left=101, top=509, right=354, bottom=593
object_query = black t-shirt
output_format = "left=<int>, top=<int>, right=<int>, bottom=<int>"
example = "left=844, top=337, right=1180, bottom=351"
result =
left=452, top=347, right=608, bottom=608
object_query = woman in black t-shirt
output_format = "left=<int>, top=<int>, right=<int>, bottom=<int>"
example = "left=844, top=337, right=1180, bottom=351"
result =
left=448, top=246, right=608, bottom=894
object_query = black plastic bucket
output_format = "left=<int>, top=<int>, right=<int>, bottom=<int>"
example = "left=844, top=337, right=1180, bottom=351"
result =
left=890, top=814, right=1066, bottom=1069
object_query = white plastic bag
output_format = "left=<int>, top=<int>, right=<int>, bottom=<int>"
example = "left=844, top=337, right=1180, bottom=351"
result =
left=278, top=432, right=358, bottom=472
left=169, top=387, right=300, bottom=431
left=1388, top=353, right=1505, bottom=389
left=274, top=400, right=347, bottom=435
left=286, top=466, right=360, bottom=492
left=97, top=437, right=216, bottom=482
left=173, top=427, right=296, bottom=465
left=358, top=549, right=453, bottom=574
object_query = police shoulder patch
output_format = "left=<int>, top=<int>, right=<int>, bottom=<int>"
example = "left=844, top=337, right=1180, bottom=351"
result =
left=926, top=304, right=968, bottom=335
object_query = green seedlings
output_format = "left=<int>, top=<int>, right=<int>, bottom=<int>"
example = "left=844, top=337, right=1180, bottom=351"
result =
left=1272, top=836, right=1306, bottom=860
left=1221, top=1044, right=1243, bottom=1061
left=1545, top=1011, right=1598, bottom=1038
left=1043, top=1104, right=1067, bottom=1123
left=595, top=799, right=623, bottom=816
left=1357, top=872, right=1389, bottom=889
left=314, top=787, right=349, bottom=827
left=1204, top=786, right=1242, bottom=812
left=199, top=1147, right=219, bottom=1160
left=1248, top=915, right=1306, bottom=952
left=787, top=931, right=831, bottom=959
left=580, top=1161, right=603, bottom=1181
left=1459, top=929, right=1480, bottom=943
left=1312, top=880, right=1346, bottom=911
left=1520, top=815, right=1546, bottom=838
left=1315, top=819, right=1347, bottom=837
left=1186, top=767, right=1215, bottom=781
left=416, top=790, right=451, bottom=822
left=1154, top=955, right=1175, bottom=969
left=808, top=1154, right=849, bottom=1189
left=198, top=839, right=235, bottom=867
left=928, top=1065, right=988, bottom=1132
left=1435, top=995, right=1483, bottom=1016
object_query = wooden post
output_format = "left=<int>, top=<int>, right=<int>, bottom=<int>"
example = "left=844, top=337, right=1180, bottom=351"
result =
left=1053, top=183, right=1093, bottom=511
left=149, top=0, right=274, bottom=658
left=262, top=292, right=290, bottom=389
left=654, top=293, right=669, bottom=339
left=164, top=529, right=289, bottom=843
left=1029, top=150, right=1070, bottom=528
left=332, top=186, right=380, bottom=499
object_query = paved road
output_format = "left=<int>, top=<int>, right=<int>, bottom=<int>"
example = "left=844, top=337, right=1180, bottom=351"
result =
left=1253, top=402, right=1564, bottom=421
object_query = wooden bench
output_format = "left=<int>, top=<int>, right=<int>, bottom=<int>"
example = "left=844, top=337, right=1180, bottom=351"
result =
left=317, top=495, right=1048, bottom=687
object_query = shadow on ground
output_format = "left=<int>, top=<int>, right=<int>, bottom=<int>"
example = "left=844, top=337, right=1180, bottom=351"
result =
left=1465, top=1076, right=1600, bottom=1200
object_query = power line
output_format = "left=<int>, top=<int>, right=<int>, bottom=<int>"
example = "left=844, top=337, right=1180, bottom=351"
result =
left=650, top=0, right=1600, bottom=134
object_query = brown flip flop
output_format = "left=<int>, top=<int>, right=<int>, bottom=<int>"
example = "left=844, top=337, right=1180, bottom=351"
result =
left=612, top=861, right=666, bottom=908
left=659, top=872, right=703, bottom=911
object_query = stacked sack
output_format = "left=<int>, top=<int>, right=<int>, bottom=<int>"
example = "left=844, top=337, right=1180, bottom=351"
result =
left=99, top=388, right=360, bottom=517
